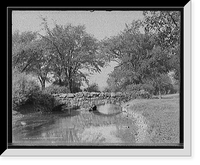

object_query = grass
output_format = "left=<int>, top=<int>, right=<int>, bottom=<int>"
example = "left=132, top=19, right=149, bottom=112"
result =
left=125, top=95, right=180, bottom=144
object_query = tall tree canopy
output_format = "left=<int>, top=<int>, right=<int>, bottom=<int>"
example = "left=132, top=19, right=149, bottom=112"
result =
left=12, top=20, right=105, bottom=92
left=143, top=11, right=181, bottom=80
left=39, top=19, right=105, bottom=92
left=103, top=17, right=180, bottom=96
left=12, top=31, right=54, bottom=90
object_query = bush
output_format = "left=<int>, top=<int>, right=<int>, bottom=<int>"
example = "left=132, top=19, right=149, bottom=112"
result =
left=12, top=69, right=61, bottom=112
left=126, top=83, right=155, bottom=94
left=44, top=85, right=70, bottom=94
left=26, top=91, right=57, bottom=112
left=126, top=84, right=141, bottom=92
left=12, top=70, right=40, bottom=111
left=85, top=83, right=100, bottom=92
left=125, top=90, right=151, bottom=100
left=140, top=84, right=155, bottom=94
left=136, top=90, right=152, bottom=99
left=129, top=90, right=138, bottom=99
left=173, top=84, right=179, bottom=93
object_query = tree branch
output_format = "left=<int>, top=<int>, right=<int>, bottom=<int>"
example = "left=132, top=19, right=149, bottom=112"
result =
left=167, top=12, right=178, bottom=27
left=38, top=33, right=64, bottom=60
left=21, top=58, right=34, bottom=72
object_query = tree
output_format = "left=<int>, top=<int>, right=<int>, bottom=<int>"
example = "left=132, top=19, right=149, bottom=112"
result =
left=39, top=19, right=105, bottom=93
left=12, top=31, right=37, bottom=68
left=106, top=66, right=130, bottom=92
left=143, top=11, right=181, bottom=81
left=102, top=86, right=111, bottom=92
left=102, top=21, right=155, bottom=90
left=85, top=83, right=100, bottom=92
left=103, top=20, right=175, bottom=98
left=12, top=31, right=53, bottom=90
left=101, top=20, right=157, bottom=85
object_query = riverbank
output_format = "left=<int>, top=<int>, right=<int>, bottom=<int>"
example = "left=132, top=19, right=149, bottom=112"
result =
left=122, top=95, right=180, bottom=144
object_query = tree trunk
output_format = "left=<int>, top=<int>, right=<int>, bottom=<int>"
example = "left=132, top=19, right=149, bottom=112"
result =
left=69, top=79, right=73, bottom=93
left=158, top=85, right=162, bottom=99
left=38, top=76, right=46, bottom=90
left=66, top=67, right=73, bottom=93
left=65, top=69, right=73, bottom=93
left=58, top=78, right=62, bottom=86
left=41, top=81, right=45, bottom=90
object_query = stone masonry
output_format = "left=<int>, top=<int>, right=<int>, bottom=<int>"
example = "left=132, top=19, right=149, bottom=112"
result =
left=52, top=92, right=132, bottom=110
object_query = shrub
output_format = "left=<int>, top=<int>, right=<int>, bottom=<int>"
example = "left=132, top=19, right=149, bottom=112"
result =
left=126, top=84, right=141, bottom=91
left=12, top=69, right=60, bottom=112
left=129, top=90, right=138, bottom=99
left=140, top=84, right=155, bottom=94
left=85, top=83, right=100, bottom=92
left=173, top=84, right=179, bottom=93
left=124, top=90, right=151, bottom=100
left=12, top=70, right=40, bottom=111
left=44, top=85, right=70, bottom=94
left=26, top=91, right=57, bottom=112
left=126, top=83, right=155, bottom=94
left=136, top=90, right=152, bottom=99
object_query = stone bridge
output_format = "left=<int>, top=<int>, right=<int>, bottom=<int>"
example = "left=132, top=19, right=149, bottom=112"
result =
left=52, top=92, right=132, bottom=110
left=50, top=91, right=151, bottom=109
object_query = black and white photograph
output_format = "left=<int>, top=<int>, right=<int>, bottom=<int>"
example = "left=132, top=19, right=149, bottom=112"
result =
left=4, top=3, right=193, bottom=157
left=11, top=9, right=182, bottom=147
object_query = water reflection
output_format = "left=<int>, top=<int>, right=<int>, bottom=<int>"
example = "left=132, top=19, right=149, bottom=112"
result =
left=52, top=108, right=80, bottom=117
left=13, top=109, right=81, bottom=144
left=13, top=104, right=128, bottom=145
left=94, top=104, right=122, bottom=116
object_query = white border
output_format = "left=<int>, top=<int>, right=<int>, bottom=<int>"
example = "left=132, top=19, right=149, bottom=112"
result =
left=3, top=2, right=191, bottom=157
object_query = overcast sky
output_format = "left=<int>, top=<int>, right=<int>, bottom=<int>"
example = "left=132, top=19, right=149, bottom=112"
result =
left=12, top=10, right=144, bottom=90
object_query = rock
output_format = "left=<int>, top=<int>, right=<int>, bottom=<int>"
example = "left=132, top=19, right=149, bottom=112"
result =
left=82, top=92, right=90, bottom=97
left=90, top=92, right=100, bottom=97
left=116, top=92, right=122, bottom=97
left=75, top=92, right=84, bottom=98
left=99, top=92, right=105, bottom=97
left=59, top=93, right=68, bottom=98
left=106, top=92, right=111, bottom=97
left=87, top=93, right=94, bottom=98
left=20, top=121, right=26, bottom=126
left=111, top=92, right=116, bottom=97
left=89, top=105, right=97, bottom=112
left=67, top=93, right=75, bottom=98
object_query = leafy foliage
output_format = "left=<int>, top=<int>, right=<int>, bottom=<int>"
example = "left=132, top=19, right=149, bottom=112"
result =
left=39, top=19, right=105, bottom=92
left=12, top=19, right=105, bottom=93
left=143, top=11, right=180, bottom=80
left=126, top=84, right=155, bottom=94
left=26, top=91, right=56, bottom=112
left=103, top=19, right=178, bottom=96
left=12, top=69, right=40, bottom=110
left=85, top=83, right=100, bottom=92
left=12, top=31, right=53, bottom=90
left=12, top=69, right=58, bottom=112
left=44, top=85, right=70, bottom=94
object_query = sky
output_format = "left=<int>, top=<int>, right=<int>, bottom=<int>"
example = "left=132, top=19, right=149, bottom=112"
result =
left=12, top=10, right=144, bottom=90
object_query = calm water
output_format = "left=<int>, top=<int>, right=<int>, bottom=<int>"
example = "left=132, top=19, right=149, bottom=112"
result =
left=92, top=104, right=122, bottom=116
left=12, top=104, right=136, bottom=145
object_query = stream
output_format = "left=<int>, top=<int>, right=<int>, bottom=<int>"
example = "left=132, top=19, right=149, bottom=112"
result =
left=12, top=103, right=144, bottom=145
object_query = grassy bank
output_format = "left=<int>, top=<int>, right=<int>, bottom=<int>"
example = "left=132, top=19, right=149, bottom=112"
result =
left=124, top=95, right=180, bottom=144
